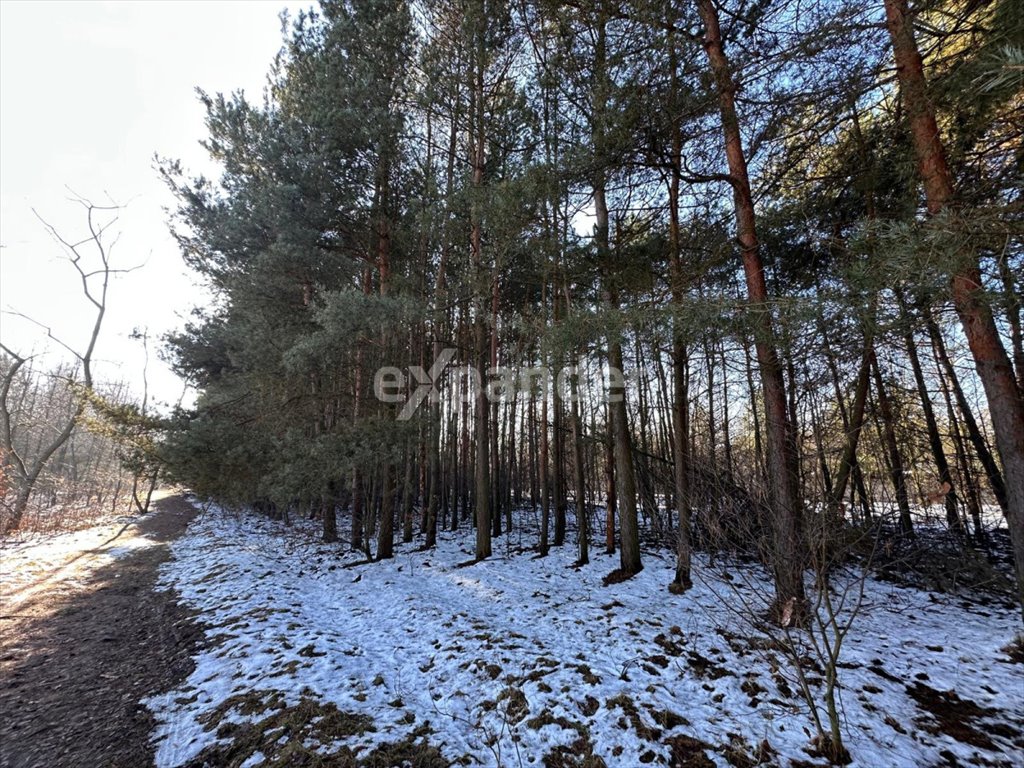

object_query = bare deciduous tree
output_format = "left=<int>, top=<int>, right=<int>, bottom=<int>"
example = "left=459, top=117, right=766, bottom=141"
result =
left=1, top=195, right=127, bottom=534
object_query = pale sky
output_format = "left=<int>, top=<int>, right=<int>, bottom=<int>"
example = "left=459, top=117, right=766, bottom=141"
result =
left=1, top=0, right=308, bottom=409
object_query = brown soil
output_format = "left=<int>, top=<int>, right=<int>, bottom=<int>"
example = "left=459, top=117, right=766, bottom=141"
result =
left=905, top=681, right=1024, bottom=753
left=0, top=494, right=202, bottom=768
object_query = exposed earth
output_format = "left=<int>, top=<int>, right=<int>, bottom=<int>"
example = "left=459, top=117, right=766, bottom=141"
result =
left=0, top=495, right=202, bottom=768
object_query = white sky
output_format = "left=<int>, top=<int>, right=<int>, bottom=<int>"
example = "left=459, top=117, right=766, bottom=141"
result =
left=1, top=0, right=308, bottom=409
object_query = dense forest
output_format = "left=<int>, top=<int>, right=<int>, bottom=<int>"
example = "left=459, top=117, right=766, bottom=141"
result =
left=155, top=0, right=1023, bottom=615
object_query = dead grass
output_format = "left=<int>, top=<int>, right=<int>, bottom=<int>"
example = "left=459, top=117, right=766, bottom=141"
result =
left=526, top=709, right=605, bottom=768
left=184, top=688, right=445, bottom=768
left=606, top=693, right=660, bottom=740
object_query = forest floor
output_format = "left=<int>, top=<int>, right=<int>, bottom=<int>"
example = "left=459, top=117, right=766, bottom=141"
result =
left=2, top=497, right=1023, bottom=768
left=144, top=501, right=1023, bottom=768
left=0, top=493, right=203, bottom=768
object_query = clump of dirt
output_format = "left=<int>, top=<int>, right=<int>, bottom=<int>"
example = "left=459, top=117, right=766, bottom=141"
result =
left=190, top=688, right=375, bottom=765
left=905, top=681, right=1020, bottom=750
left=721, top=736, right=776, bottom=767
left=528, top=710, right=605, bottom=768
left=1000, top=635, right=1024, bottom=664
left=741, top=675, right=767, bottom=706
left=665, top=734, right=715, bottom=767
left=198, top=689, right=288, bottom=727
left=606, top=693, right=660, bottom=740
left=525, top=655, right=561, bottom=683
left=574, top=663, right=601, bottom=685
left=687, top=649, right=734, bottom=680
left=496, top=686, right=529, bottom=723
left=654, top=632, right=686, bottom=656
left=646, top=653, right=670, bottom=669
left=579, top=695, right=600, bottom=716
left=647, top=706, right=689, bottom=729
left=527, top=709, right=573, bottom=731
left=359, top=728, right=447, bottom=768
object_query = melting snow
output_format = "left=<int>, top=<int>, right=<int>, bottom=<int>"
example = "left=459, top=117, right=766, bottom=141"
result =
left=147, top=502, right=1024, bottom=767
left=1, top=517, right=158, bottom=610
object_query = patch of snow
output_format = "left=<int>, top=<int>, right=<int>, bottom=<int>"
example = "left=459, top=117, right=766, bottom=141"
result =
left=1, top=518, right=157, bottom=609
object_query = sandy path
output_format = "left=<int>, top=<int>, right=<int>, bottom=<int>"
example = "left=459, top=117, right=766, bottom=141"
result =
left=0, top=494, right=201, bottom=768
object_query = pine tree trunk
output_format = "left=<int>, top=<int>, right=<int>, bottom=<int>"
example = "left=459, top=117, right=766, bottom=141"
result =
left=742, top=335, right=765, bottom=483
left=591, top=5, right=639, bottom=575
left=706, top=337, right=717, bottom=469
left=698, top=0, right=805, bottom=618
left=553, top=399, right=567, bottom=546
left=552, top=288, right=567, bottom=547
left=540, top=353, right=551, bottom=557
left=635, top=342, right=657, bottom=533
left=604, top=397, right=616, bottom=555
left=721, top=347, right=734, bottom=482
left=506, top=386, right=517, bottom=532
left=607, top=323, right=641, bottom=575
left=402, top=440, right=415, bottom=544
left=885, top=0, right=1024, bottom=618
left=377, top=465, right=395, bottom=560
left=469, top=7, right=490, bottom=561
left=666, top=37, right=693, bottom=589
left=810, top=395, right=833, bottom=500
left=870, top=352, right=914, bottom=537
left=821, top=314, right=874, bottom=522
left=322, top=493, right=338, bottom=544
left=926, top=312, right=1008, bottom=513
left=571, top=354, right=589, bottom=566
left=670, top=334, right=693, bottom=592
left=900, top=301, right=961, bottom=534
left=490, top=275, right=502, bottom=539
left=939, top=364, right=986, bottom=540
left=365, top=469, right=378, bottom=545
left=459, top=340, right=470, bottom=530
left=997, top=256, right=1024, bottom=392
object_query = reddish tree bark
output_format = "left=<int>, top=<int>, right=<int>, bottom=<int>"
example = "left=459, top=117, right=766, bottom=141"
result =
left=884, top=0, right=1024, bottom=616
left=697, top=0, right=806, bottom=618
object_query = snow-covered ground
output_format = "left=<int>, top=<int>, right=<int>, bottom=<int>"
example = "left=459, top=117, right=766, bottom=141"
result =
left=147, top=502, right=1024, bottom=768
left=1, top=515, right=158, bottom=610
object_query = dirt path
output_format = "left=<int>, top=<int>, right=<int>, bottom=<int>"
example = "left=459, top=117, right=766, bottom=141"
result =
left=0, top=494, right=202, bottom=768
